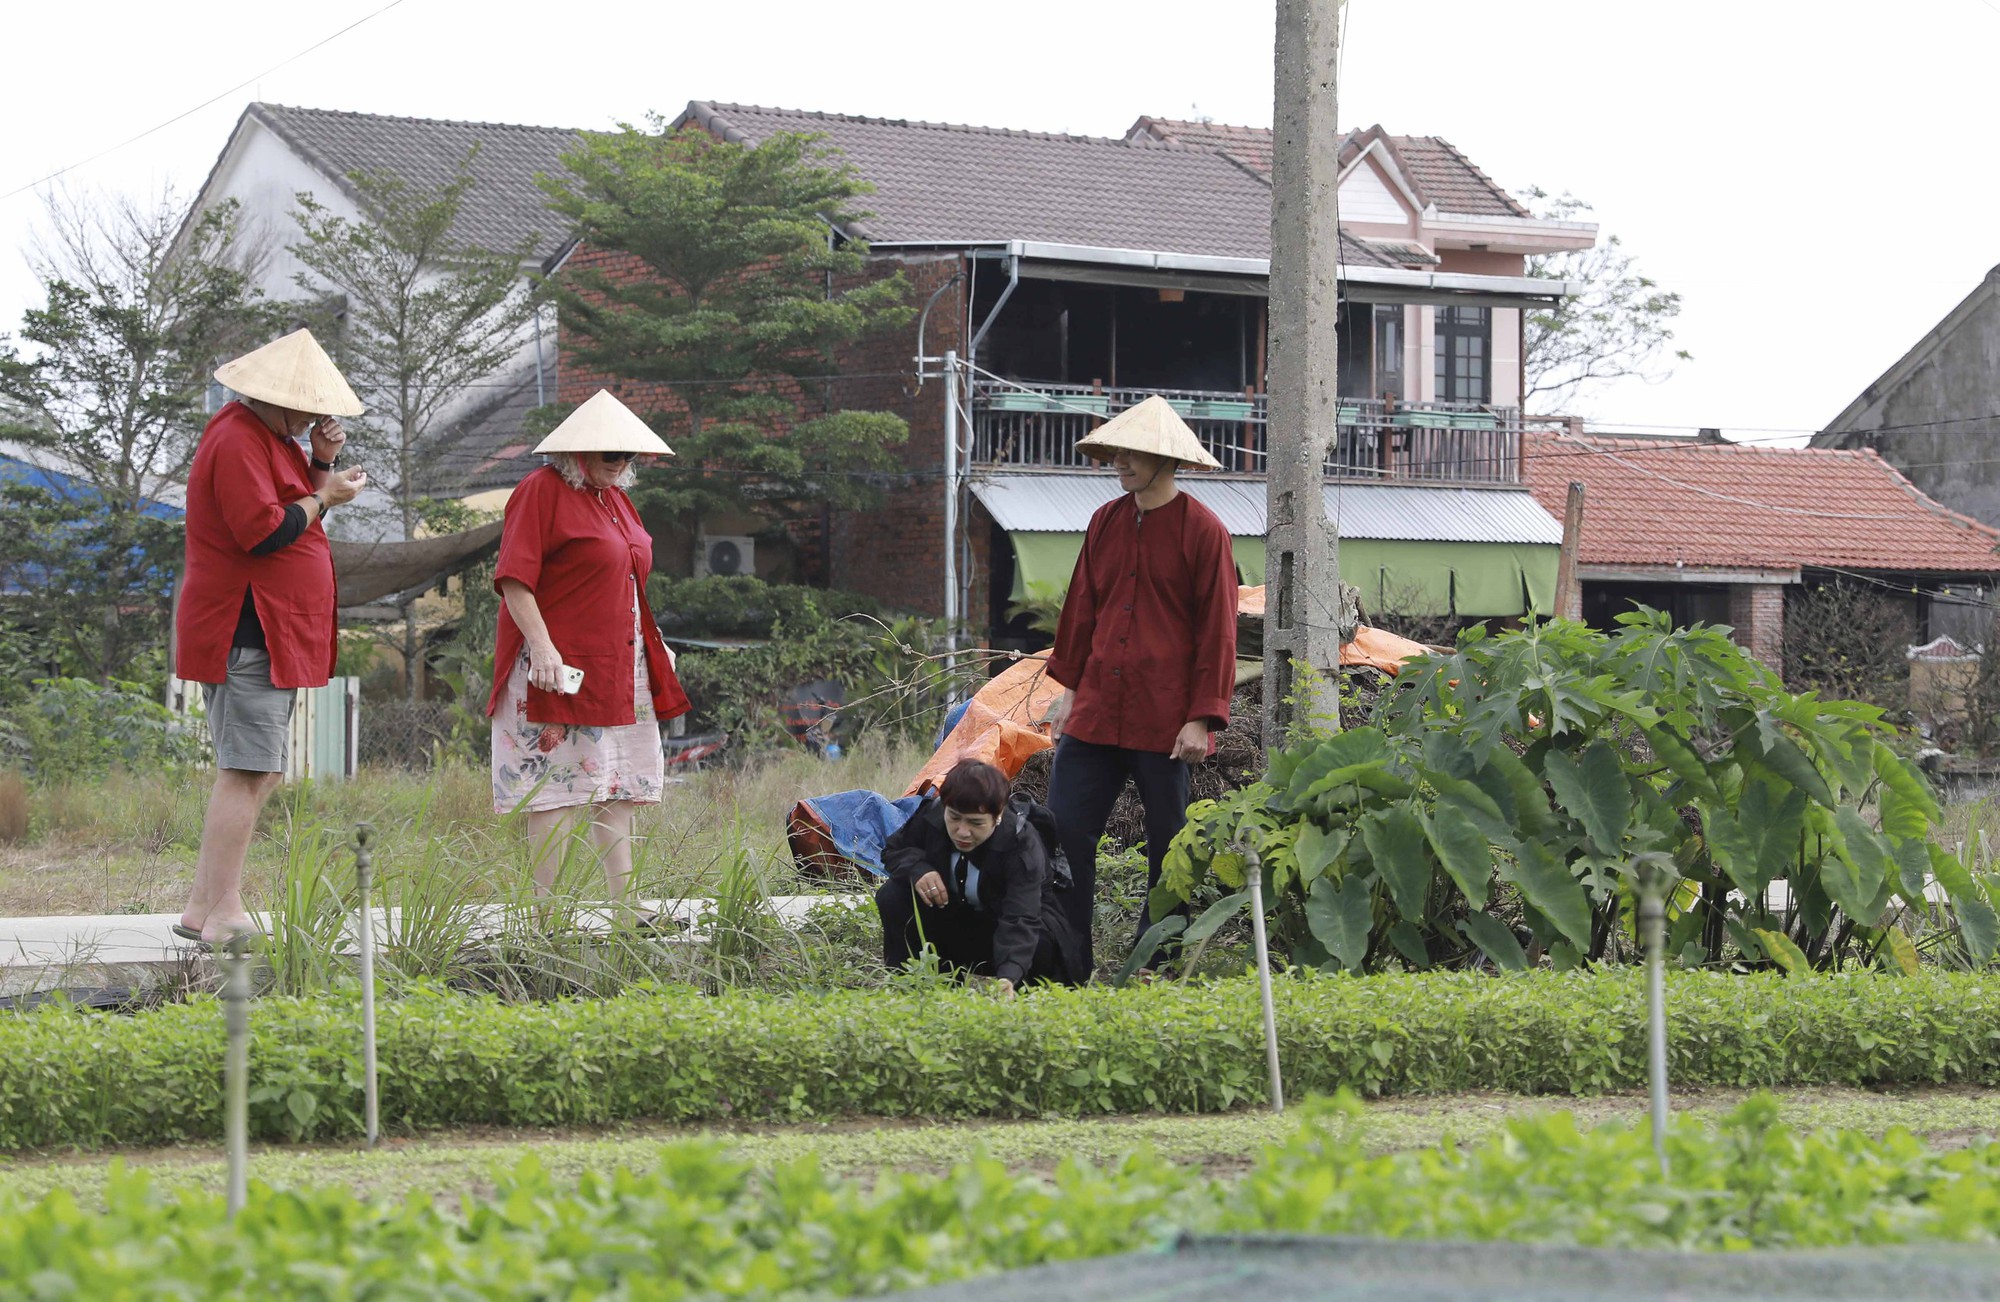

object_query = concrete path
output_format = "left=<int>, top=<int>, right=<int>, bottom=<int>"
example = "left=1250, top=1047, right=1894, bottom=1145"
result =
left=0, top=894, right=870, bottom=1002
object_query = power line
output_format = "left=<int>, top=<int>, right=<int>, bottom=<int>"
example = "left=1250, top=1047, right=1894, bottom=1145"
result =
left=0, top=0, right=409, bottom=203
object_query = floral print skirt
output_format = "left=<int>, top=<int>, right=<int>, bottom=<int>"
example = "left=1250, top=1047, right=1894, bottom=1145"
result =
left=490, top=603, right=665, bottom=814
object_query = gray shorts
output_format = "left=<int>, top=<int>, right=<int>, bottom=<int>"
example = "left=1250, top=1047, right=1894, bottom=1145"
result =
left=203, top=647, right=296, bottom=773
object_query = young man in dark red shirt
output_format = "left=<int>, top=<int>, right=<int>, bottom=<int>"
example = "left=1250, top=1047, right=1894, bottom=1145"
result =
left=1045, top=396, right=1239, bottom=974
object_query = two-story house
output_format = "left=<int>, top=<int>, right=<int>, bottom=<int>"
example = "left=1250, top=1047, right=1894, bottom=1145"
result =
left=549, top=103, right=1599, bottom=648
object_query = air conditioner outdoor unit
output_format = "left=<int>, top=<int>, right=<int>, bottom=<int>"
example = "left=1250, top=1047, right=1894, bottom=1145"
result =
left=697, top=535, right=755, bottom=578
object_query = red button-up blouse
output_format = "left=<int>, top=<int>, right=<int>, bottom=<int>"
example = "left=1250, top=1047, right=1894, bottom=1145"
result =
left=486, top=465, right=690, bottom=727
left=1046, top=491, right=1239, bottom=755
left=175, top=402, right=337, bottom=689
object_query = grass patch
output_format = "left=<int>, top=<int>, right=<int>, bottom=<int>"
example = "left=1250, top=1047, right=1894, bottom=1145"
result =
left=0, top=747, right=927, bottom=918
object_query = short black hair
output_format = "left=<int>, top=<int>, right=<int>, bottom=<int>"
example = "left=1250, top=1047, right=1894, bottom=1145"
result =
left=938, top=760, right=1009, bottom=816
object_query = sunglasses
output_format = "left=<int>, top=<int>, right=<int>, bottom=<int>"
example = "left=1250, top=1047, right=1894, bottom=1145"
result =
left=597, top=450, right=638, bottom=464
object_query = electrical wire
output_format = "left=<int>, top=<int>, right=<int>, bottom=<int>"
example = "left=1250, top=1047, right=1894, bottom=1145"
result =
left=0, top=0, right=410, bottom=203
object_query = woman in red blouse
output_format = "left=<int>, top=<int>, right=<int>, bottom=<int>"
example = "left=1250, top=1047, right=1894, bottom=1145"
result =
left=488, top=390, right=690, bottom=901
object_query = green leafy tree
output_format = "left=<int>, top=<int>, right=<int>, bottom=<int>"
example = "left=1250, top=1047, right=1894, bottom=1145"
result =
left=1521, top=189, right=1690, bottom=411
left=0, top=189, right=268, bottom=689
left=538, top=120, right=914, bottom=566
left=288, top=147, right=540, bottom=697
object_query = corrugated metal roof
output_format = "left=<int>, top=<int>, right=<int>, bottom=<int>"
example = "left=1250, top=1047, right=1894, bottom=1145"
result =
left=970, top=474, right=1562, bottom=545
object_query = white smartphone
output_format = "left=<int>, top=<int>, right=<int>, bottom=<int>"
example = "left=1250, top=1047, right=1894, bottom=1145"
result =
left=559, top=665, right=585, bottom=695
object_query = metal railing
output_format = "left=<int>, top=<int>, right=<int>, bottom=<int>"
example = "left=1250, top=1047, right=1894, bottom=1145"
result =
left=967, top=380, right=1522, bottom=485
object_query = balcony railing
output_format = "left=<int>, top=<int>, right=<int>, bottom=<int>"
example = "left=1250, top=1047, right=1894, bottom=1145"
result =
left=968, top=381, right=1522, bottom=485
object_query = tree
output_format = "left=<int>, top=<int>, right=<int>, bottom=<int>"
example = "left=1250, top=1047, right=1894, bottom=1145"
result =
left=288, top=147, right=540, bottom=698
left=537, top=120, right=914, bottom=566
left=1521, top=189, right=1689, bottom=411
left=0, top=188, right=269, bottom=688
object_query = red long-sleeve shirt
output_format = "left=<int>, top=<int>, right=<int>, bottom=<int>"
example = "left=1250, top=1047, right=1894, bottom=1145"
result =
left=486, top=465, right=689, bottom=727
left=176, top=402, right=337, bottom=689
left=1046, top=491, right=1238, bottom=755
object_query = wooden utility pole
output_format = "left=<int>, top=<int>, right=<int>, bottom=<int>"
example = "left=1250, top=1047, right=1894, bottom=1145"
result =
left=1554, top=480, right=1586, bottom=620
left=1264, top=0, right=1354, bottom=746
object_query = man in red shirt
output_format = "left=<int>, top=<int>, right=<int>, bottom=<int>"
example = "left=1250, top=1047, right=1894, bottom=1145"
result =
left=173, top=329, right=368, bottom=945
left=1045, top=396, right=1239, bottom=974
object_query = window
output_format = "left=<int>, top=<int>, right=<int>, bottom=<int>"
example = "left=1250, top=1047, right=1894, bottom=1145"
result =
left=1434, top=306, right=1490, bottom=404
left=1374, top=306, right=1404, bottom=400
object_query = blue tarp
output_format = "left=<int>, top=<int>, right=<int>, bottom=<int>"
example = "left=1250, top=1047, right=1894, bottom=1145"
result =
left=798, top=788, right=925, bottom=877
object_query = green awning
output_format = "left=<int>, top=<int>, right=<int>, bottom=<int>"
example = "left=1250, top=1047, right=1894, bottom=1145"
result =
left=1009, top=532, right=1556, bottom=617
left=1010, top=532, right=1086, bottom=602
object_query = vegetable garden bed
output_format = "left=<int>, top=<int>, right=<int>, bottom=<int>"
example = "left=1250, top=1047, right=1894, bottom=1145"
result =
left=9, top=970, right=2000, bottom=1150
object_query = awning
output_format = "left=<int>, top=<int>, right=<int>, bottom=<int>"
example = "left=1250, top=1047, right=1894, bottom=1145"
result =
left=330, top=521, right=505, bottom=610
left=980, top=474, right=1560, bottom=619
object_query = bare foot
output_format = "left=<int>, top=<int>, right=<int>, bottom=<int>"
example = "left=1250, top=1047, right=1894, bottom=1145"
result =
left=200, top=914, right=257, bottom=944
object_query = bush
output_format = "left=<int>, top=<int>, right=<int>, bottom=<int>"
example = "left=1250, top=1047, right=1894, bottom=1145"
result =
left=1165, top=612, right=1984, bottom=976
left=8, top=1095, right=2000, bottom=1295
left=650, top=573, right=882, bottom=638
left=12, top=971, right=2000, bottom=1150
left=0, top=677, right=205, bottom=780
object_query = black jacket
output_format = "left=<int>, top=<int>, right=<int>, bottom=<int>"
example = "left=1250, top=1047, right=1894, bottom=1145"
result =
left=882, top=797, right=1049, bottom=984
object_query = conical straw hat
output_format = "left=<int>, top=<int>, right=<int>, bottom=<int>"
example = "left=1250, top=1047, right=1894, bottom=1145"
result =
left=533, top=389, right=674, bottom=456
left=1074, top=394, right=1221, bottom=469
left=213, top=328, right=364, bottom=417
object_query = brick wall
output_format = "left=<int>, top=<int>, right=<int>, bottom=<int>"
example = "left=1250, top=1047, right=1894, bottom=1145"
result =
left=1730, top=582, right=1786, bottom=670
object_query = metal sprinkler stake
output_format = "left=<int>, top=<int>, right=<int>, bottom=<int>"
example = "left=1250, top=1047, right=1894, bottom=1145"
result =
left=1639, top=864, right=1670, bottom=1177
left=1242, top=845, right=1284, bottom=1114
left=354, top=823, right=379, bottom=1149
left=221, top=933, right=254, bottom=1217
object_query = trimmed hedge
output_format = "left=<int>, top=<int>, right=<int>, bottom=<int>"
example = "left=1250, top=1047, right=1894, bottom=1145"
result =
left=7, top=971, right=2000, bottom=1150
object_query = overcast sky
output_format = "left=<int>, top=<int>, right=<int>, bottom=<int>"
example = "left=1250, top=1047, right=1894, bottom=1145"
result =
left=3, top=0, right=1993, bottom=438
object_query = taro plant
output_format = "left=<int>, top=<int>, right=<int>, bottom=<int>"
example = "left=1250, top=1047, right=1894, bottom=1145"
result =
left=1159, top=610, right=1999, bottom=973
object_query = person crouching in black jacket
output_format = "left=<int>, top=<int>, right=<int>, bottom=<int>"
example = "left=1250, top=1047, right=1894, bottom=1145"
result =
left=877, top=759, right=1082, bottom=993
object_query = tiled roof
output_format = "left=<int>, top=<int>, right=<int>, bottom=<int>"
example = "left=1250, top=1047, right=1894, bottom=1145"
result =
left=1130, top=117, right=1529, bottom=217
left=1523, top=430, right=2000, bottom=574
left=411, top=362, right=546, bottom=498
left=684, top=103, right=1277, bottom=259
left=249, top=104, right=581, bottom=260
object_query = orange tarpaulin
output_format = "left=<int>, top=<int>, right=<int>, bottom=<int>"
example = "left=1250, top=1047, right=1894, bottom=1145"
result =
left=903, top=586, right=1434, bottom=795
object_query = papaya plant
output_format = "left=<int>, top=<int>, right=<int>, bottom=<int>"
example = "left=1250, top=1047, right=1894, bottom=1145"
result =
left=1158, top=609, right=1999, bottom=973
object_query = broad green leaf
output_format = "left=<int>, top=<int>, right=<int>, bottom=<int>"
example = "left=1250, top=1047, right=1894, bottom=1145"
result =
left=1547, top=941, right=1584, bottom=971
left=1182, top=890, right=1249, bottom=945
left=1892, top=837, right=1929, bottom=900
left=1499, top=839, right=1593, bottom=951
left=1211, top=850, right=1248, bottom=889
left=1424, top=773, right=1509, bottom=841
left=1360, top=807, right=1432, bottom=922
left=1825, top=807, right=1891, bottom=922
left=1643, top=725, right=1718, bottom=800
left=1873, top=744, right=1940, bottom=825
left=1704, top=779, right=1807, bottom=899
left=1541, top=742, right=1631, bottom=852
left=1745, top=721, right=1834, bottom=807
left=1753, top=927, right=1809, bottom=975
left=1425, top=804, right=1493, bottom=910
left=1881, top=927, right=1920, bottom=977
left=1305, top=873, right=1373, bottom=972
left=1292, top=823, right=1348, bottom=888
left=1387, top=920, right=1430, bottom=968
left=1457, top=911, right=1529, bottom=971
left=1470, top=748, right=1554, bottom=837
left=1931, top=844, right=2000, bottom=963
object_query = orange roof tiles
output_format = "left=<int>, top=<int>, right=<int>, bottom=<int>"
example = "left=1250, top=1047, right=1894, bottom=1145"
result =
left=1523, top=431, right=2000, bottom=574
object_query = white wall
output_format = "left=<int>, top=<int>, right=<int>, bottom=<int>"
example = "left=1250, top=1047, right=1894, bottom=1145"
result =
left=193, top=118, right=545, bottom=541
